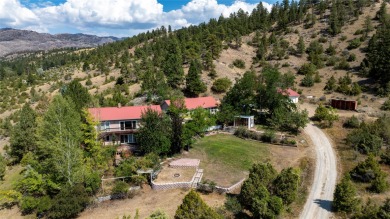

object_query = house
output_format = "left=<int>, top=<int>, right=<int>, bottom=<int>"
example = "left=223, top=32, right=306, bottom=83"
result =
left=88, top=105, right=162, bottom=145
left=160, top=96, right=219, bottom=114
left=278, top=88, right=300, bottom=104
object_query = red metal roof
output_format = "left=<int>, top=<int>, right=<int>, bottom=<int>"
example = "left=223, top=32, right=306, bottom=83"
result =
left=164, top=96, right=218, bottom=110
left=88, top=105, right=162, bottom=121
left=277, top=88, right=300, bottom=97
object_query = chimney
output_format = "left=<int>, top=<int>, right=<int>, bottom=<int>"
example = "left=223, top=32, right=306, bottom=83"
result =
left=118, top=103, right=121, bottom=108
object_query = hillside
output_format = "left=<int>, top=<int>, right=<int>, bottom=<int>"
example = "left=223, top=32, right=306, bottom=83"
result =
left=0, top=28, right=119, bottom=57
left=1, top=0, right=390, bottom=218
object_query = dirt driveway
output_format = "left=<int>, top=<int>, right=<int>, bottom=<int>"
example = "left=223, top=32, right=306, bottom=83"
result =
left=300, top=123, right=337, bottom=219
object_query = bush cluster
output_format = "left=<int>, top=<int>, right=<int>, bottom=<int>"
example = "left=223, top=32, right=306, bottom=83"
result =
left=234, top=127, right=296, bottom=145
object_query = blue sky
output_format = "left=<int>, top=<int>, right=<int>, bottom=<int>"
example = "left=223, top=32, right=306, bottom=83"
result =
left=1, top=0, right=273, bottom=37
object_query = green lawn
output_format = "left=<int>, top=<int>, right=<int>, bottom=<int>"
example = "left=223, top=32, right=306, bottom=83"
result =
left=181, top=134, right=270, bottom=187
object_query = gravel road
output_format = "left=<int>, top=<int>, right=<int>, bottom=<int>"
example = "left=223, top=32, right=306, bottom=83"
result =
left=300, top=123, right=337, bottom=219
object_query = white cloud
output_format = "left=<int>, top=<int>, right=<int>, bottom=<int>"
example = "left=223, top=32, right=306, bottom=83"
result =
left=0, top=0, right=273, bottom=36
left=164, top=0, right=272, bottom=29
left=0, top=0, right=40, bottom=27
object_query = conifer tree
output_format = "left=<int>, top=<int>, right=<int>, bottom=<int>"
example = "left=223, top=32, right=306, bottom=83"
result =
left=10, top=103, right=37, bottom=162
left=333, top=175, right=360, bottom=213
left=175, top=190, right=222, bottom=219
left=163, top=37, right=184, bottom=89
left=296, top=36, right=305, bottom=55
left=185, top=60, right=206, bottom=97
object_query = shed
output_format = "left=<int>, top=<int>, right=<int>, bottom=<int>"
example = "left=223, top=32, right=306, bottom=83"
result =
left=234, top=115, right=255, bottom=129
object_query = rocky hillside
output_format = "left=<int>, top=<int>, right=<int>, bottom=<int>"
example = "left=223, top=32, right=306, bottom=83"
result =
left=0, top=28, right=119, bottom=57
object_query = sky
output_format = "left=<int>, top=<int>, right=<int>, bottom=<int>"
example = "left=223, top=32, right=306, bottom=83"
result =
left=1, top=0, right=273, bottom=37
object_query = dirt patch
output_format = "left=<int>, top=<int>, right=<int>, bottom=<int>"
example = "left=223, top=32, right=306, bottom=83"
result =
left=154, top=166, right=196, bottom=183
left=79, top=186, right=225, bottom=219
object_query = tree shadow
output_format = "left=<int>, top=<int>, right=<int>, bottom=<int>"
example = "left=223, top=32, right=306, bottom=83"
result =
left=314, top=199, right=334, bottom=212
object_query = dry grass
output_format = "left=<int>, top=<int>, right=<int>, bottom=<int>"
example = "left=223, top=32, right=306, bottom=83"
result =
left=79, top=186, right=225, bottom=219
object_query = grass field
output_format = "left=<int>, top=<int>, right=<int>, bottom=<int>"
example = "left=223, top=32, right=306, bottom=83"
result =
left=181, top=134, right=270, bottom=187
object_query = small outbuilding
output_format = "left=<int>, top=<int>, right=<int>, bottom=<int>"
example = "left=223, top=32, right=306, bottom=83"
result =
left=278, top=88, right=300, bottom=104
left=234, top=115, right=255, bottom=129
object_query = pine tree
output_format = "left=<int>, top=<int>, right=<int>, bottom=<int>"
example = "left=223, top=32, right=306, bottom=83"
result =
left=163, top=37, right=184, bottom=89
left=296, top=36, right=305, bottom=55
left=175, top=190, right=222, bottom=219
left=333, top=175, right=360, bottom=213
left=61, top=79, right=91, bottom=112
left=185, top=60, right=206, bottom=97
left=10, top=103, right=37, bottom=162
left=137, top=108, right=172, bottom=155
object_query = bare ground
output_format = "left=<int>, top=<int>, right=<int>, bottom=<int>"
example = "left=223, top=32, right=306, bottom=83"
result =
left=79, top=186, right=225, bottom=219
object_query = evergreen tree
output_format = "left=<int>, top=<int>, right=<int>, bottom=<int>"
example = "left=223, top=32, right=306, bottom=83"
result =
left=168, top=97, right=187, bottom=154
left=163, top=37, right=184, bottom=89
left=137, top=108, right=172, bottom=155
left=175, top=190, right=222, bottom=219
left=333, top=175, right=360, bottom=213
left=0, top=154, right=6, bottom=180
left=367, top=16, right=390, bottom=87
left=296, top=36, right=305, bottom=55
left=329, top=0, right=341, bottom=35
left=61, top=79, right=91, bottom=112
left=80, top=110, right=105, bottom=167
left=324, top=75, right=337, bottom=91
left=185, top=60, right=206, bottom=97
left=10, top=103, right=37, bottom=162
left=272, top=167, right=300, bottom=205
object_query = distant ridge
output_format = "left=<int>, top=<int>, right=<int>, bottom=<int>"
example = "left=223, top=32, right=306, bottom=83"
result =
left=0, top=28, right=120, bottom=57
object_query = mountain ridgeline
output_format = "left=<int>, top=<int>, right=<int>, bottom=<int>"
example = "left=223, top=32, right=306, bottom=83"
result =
left=0, top=28, right=119, bottom=57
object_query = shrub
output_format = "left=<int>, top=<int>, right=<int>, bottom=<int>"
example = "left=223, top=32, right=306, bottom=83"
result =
left=261, top=130, right=276, bottom=143
left=49, top=185, right=89, bottom=219
left=337, top=58, right=350, bottom=70
left=212, top=77, right=232, bottom=93
left=232, top=59, right=246, bottom=69
left=348, top=39, right=362, bottom=50
left=224, top=196, right=242, bottom=214
left=347, top=128, right=382, bottom=154
left=350, top=155, right=382, bottom=183
left=381, top=99, right=390, bottom=111
left=370, top=174, right=389, bottom=193
left=111, top=181, right=129, bottom=199
left=343, top=116, right=360, bottom=128
left=326, top=44, right=337, bottom=55
left=318, top=36, right=328, bottom=43
left=300, top=74, right=314, bottom=87
left=326, top=56, right=338, bottom=66
left=85, top=78, right=92, bottom=86
left=298, top=63, right=317, bottom=75
left=348, top=54, right=357, bottom=62
left=340, top=35, right=347, bottom=41
left=20, top=196, right=38, bottom=214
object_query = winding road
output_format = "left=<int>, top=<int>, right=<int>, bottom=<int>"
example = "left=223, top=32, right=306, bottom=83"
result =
left=300, top=123, right=337, bottom=219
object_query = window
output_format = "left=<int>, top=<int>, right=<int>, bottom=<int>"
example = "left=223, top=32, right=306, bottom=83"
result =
left=120, top=121, right=137, bottom=130
left=120, top=134, right=136, bottom=144
left=100, top=121, right=110, bottom=131
left=210, top=108, right=218, bottom=114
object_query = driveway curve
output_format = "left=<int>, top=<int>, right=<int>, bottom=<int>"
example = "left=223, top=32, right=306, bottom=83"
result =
left=300, top=123, right=337, bottom=219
